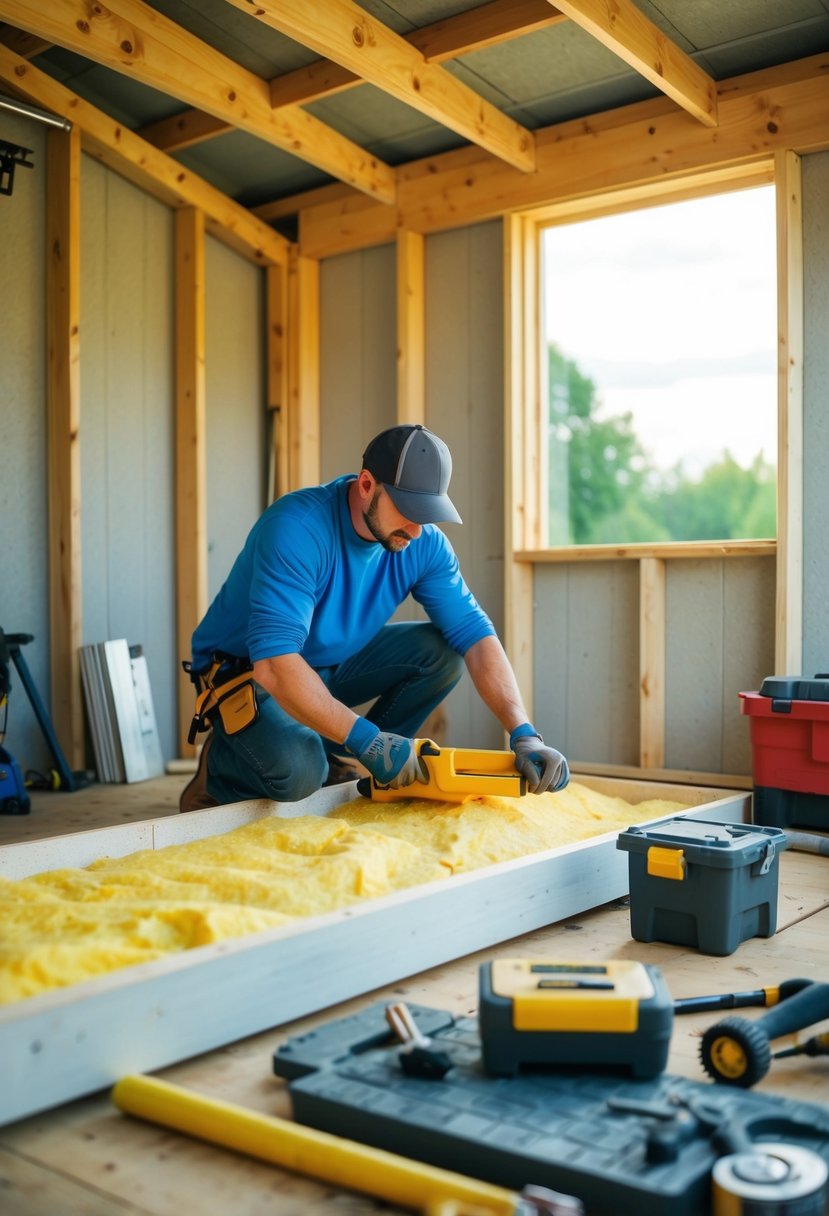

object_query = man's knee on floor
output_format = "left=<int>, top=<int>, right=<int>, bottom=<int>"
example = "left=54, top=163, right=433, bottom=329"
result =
left=260, top=734, right=328, bottom=804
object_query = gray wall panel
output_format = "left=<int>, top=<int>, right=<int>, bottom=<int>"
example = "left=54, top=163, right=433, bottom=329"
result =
left=205, top=235, right=266, bottom=601
left=665, top=558, right=774, bottom=774
left=665, top=562, right=725, bottom=771
left=319, top=243, right=396, bottom=480
left=80, top=160, right=177, bottom=762
left=533, top=563, right=639, bottom=764
left=722, top=557, right=776, bottom=773
left=0, top=117, right=50, bottom=774
left=803, top=152, right=829, bottom=678
left=426, top=223, right=505, bottom=748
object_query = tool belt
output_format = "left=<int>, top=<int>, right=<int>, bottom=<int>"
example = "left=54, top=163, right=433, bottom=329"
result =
left=183, top=653, right=258, bottom=745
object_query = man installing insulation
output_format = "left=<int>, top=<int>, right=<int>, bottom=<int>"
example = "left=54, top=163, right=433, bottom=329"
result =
left=180, top=424, right=569, bottom=813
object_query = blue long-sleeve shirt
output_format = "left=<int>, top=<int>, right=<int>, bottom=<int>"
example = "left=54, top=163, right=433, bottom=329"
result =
left=191, top=475, right=495, bottom=671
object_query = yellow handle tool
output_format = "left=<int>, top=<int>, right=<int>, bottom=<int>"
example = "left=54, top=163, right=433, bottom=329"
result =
left=363, top=740, right=527, bottom=803
left=112, top=1074, right=528, bottom=1214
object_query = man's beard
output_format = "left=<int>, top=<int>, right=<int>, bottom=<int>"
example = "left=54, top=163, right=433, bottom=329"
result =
left=363, top=489, right=413, bottom=553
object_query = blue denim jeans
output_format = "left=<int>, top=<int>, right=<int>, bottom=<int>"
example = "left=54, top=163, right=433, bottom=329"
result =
left=205, top=622, right=464, bottom=805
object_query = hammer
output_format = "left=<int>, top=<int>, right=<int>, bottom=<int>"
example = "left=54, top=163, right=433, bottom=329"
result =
left=386, top=1002, right=454, bottom=1080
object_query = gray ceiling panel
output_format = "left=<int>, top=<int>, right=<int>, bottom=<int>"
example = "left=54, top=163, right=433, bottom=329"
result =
left=701, top=15, right=829, bottom=78
left=309, top=83, right=450, bottom=145
left=645, top=0, right=826, bottom=50
left=35, top=54, right=183, bottom=127
left=516, top=74, right=662, bottom=131
left=144, top=0, right=314, bottom=77
left=174, top=129, right=333, bottom=205
left=449, top=21, right=655, bottom=107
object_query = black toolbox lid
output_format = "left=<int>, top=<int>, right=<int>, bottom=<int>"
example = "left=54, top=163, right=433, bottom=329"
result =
left=617, top=818, right=787, bottom=867
left=759, top=675, right=829, bottom=702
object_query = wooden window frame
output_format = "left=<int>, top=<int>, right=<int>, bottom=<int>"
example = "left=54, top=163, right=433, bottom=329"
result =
left=505, top=158, right=803, bottom=782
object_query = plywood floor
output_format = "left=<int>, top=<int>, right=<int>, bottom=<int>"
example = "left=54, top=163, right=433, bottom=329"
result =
left=0, top=775, right=191, bottom=845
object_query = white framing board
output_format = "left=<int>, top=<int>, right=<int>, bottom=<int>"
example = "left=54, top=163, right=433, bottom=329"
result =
left=0, top=777, right=748, bottom=1126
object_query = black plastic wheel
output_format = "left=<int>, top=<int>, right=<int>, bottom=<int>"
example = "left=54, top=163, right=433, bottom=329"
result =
left=1, top=795, right=31, bottom=816
left=700, top=1016, right=771, bottom=1087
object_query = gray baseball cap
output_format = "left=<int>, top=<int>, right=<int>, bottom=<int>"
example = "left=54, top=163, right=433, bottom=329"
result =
left=361, top=424, right=462, bottom=525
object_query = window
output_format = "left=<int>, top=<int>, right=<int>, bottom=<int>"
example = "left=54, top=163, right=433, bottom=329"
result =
left=541, top=187, right=777, bottom=547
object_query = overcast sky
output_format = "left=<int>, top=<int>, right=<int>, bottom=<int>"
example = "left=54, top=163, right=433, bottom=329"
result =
left=542, top=186, right=777, bottom=476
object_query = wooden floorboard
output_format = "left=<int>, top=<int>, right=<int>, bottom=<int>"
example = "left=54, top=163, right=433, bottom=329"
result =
left=0, top=776, right=189, bottom=845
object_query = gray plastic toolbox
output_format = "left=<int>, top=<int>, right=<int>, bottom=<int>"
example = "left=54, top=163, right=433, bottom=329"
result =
left=478, top=959, right=674, bottom=1079
left=616, top=818, right=787, bottom=956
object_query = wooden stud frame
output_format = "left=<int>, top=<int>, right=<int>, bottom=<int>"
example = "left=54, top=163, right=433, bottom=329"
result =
left=639, top=557, right=666, bottom=770
left=46, top=125, right=83, bottom=770
left=267, top=262, right=289, bottom=503
left=774, top=151, right=804, bottom=676
left=286, top=248, right=321, bottom=491
left=396, top=229, right=426, bottom=426
left=174, top=208, right=207, bottom=759
left=504, top=161, right=794, bottom=782
left=504, top=213, right=541, bottom=710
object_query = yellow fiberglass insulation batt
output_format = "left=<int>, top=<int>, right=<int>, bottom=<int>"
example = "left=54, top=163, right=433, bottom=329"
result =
left=0, top=783, right=687, bottom=1005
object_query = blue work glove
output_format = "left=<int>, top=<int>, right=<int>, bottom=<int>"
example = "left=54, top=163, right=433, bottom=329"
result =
left=345, top=717, right=428, bottom=789
left=510, top=723, right=570, bottom=794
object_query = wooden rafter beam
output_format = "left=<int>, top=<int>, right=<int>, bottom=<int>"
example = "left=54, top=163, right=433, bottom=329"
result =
left=137, top=109, right=230, bottom=156
left=141, top=0, right=564, bottom=154
left=0, top=0, right=397, bottom=204
left=220, top=0, right=536, bottom=173
left=551, top=0, right=718, bottom=127
left=0, top=45, right=289, bottom=266
left=414, top=0, right=565, bottom=61
left=269, top=0, right=565, bottom=108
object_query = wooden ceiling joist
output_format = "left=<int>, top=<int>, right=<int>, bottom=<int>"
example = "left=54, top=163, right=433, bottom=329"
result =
left=0, top=45, right=289, bottom=266
left=415, top=0, right=565, bottom=62
left=552, top=0, right=718, bottom=127
left=220, top=0, right=536, bottom=174
left=268, top=0, right=566, bottom=108
left=0, top=0, right=397, bottom=204
left=138, top=109, right=231, bottom=156
left=140, top=0, right=564, bottom=156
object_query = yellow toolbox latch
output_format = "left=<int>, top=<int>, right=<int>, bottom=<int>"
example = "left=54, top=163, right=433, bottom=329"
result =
left=647, top=845, right=686, bottom=880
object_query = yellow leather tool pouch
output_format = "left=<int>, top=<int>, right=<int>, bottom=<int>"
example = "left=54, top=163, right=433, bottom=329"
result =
left=187, top=656, right=257, bottom=743
left=216, top=679, right=258, bottom=736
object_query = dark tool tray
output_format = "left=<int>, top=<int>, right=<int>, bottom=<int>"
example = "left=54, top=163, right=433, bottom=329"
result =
left=273, top=1002, right=829, bottom=1216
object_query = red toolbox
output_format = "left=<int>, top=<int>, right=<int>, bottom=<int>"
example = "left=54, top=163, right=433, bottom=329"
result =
left=740, top=676, right=829, bottom=829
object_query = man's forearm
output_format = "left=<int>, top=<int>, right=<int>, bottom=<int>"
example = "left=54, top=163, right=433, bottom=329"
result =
left=252, top=654, right=356, bottom=744
left=463, top=635, right=530, bottom=735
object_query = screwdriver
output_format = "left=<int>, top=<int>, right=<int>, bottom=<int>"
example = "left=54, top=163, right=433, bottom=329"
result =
left=673, top=977, right=812, bottom=1014
left=773, top=1031, right=829, bottom=1059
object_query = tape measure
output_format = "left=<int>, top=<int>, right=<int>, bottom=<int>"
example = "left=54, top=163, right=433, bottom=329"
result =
left=712, top=1144, right=828, bottom=1215
left=479, top=959, right=674, bottom=1079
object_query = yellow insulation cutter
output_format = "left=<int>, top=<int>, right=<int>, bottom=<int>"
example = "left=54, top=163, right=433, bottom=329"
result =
left=357, top=740, right=527, bottom=803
